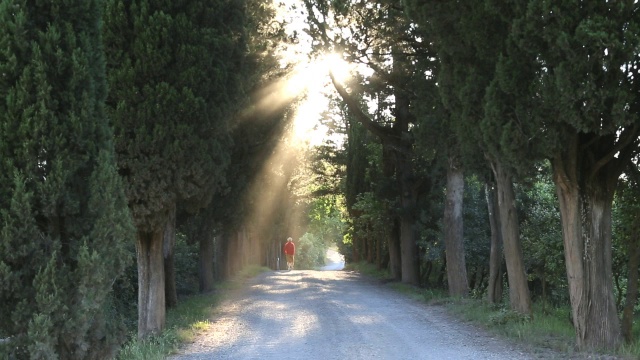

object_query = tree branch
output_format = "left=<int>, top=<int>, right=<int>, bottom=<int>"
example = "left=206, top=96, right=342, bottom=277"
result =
left=329, top=71, right=405, bottom=151
left=589, top=123, right=639, bottom=179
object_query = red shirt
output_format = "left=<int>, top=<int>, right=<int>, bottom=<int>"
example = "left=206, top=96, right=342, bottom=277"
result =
left=284, top=241, right=295, bottom=255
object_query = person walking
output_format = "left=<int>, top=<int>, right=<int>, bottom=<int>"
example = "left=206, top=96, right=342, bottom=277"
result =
left=283, top=237, right=295, bottom=271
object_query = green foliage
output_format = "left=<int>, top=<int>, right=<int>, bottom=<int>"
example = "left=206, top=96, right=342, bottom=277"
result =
left=117, top=330, right=179, bottom=360
left=443, top=299, right=575, bottom=355
left=306, top=195, right=348, bottom=261
left=180, top=0, right=289, bottom=279
left=117, top=265, right=269, bottom=360
left=612, top=172, right=640, bottom=309
left=117, top=293, right=220, bottom=360
left=488, top=308, right=531, bottom=326
left=421, top=288, right=449, bottom=304
left=294, top=233, right=328, bottom=269
left=518, top=166, right=567, bottom=305
left=0, top=1, right=135, bottom=358
left=344, top=261, right=390, bottom=279
left=462, top=176, right=490, bottom=269
left=103, top=0, right=244, bottom=230
left=111, top=243, right=139, bottom=331
left=350, top=192, right=392, bottom=262
left=345, top=120, right=373, bottom=211
left=416, top=188, right=445, bottom=265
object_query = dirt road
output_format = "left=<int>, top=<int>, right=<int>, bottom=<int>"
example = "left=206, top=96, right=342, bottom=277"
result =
left=170, top=268, right=542, bottom=360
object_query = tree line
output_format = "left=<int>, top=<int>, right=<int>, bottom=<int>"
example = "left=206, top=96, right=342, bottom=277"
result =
left=0, top=0, right=309, bottom=358
left=1, top=0, right=638, bottom=358
left=302, top=0, right=639, bottom=352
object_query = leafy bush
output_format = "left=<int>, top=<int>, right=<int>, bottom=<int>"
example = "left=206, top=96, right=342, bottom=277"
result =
left=294, top=233, right=328, bottom=269
left=488, top=308, right=531, bottom=326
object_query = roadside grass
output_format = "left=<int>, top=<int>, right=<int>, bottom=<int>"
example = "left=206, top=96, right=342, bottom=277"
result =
left=443, top=300, right=577, bottom=355
left=619, top=340, right=640, bottom=359
left=117, top=265, right=270, bottom=360
left=344, top=261, right=391, bottom=280
left=346, top=261, right=640, bottom=359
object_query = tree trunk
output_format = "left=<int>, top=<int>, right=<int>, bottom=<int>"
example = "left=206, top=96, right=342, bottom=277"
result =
left=554, top=155, right=586, bottom=342
left=622, top=225, right=640, bottom=343
left=397, top=151, right=419, bottom=285
left=163, top=205, right=177, bottom=308
left=486, top=182, right=504, bottom=304
left=614, top=272, right=624, bottom=311
left=581, top=178, right=620, bottom=348
left=136, top=230, right=165, bottom=338
left=399, top=215, right=419, bottom=285
left=477, top=267, right=486, bottom=291
left=388, top=218, right=402, bottom=280
left=376, top=236, right=382, bottom=269
left=352, top=233, right=361, bottom=263
left=469, top=268, right=477, bottom=290
left=394, top=67, right=420, bottom=286
left=424, top=261, right=433, bottom=286
left=444, top=159, right=468, bottom=296
left=250, top=230, right=260, bottom=266
left=196, top=216, right=216, bottom=292
left=534, top=264, right=547, bottom=313
left=493, top=160, right=532, bottom=316
left=226, top=233, right=233, bottom=276
left=199, top=234, right=215, bottom=293
left=437, top=256, right=446, bottom=287
left=215, top=233, right=228, bottom=280
left=228, top=230, right=241, bottom=275
left=270, top=239, right=278, bottom=269
left=239, top=228, right=247, bottom=269
left=552, top=136, right=621, bottom=349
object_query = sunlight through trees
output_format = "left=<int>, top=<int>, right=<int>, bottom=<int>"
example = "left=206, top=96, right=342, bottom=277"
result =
left=1, top=0, right=639, bottom=357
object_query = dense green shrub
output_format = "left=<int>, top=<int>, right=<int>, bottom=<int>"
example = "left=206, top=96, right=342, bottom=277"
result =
left=294, top=233, right=328, bottom=269
left=0, top=1, right=135, bottom=358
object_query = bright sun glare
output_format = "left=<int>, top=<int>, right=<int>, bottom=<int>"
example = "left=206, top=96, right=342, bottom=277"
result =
left=238, top=0, right=353, bottom=249
left=284, top=53, right=351, bottom=146
left=268, top=0, right=355, bottom=146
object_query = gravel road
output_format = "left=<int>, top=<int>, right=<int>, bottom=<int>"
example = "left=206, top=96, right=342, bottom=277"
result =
left=169, top=267, right=544, bottom=360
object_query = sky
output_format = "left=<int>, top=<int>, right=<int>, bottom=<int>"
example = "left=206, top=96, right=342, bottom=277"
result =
left=272, top=0, right=349, bottom=148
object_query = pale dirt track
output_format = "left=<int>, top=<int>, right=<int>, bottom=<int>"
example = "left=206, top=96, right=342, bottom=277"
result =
left=169, top=268, right=554, bottom=360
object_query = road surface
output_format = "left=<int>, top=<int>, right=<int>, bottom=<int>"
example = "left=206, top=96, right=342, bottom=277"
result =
left=170, top=268, right=544, bottom=360
left=319, top=248, right=345, bottom=271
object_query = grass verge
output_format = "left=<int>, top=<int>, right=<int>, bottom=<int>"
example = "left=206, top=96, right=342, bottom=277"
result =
left=344, top=261, right=392, bottom=280
left=117, top=265, right=270, bottom=360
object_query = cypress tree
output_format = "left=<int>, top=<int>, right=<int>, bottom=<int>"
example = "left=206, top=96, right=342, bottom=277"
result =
left=406, top=0, right=532, bottom=314
left=505, top=1, right=640, bottom=349
left=0, top=0, right=135, bottom=358
left=103, top=0, right=246, bottom=337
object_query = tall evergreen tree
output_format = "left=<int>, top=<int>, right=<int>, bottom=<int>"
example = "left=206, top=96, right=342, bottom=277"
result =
left=344, top=117, right=378, bottom=266
left=194, top=98, right=289, bottom=285
left=406, top=0, right=529, bottom=306
left=179, top=0, right=286, bottom=289
left=103, top=0, right=246, bottom=337
left=0, top=1, right=135, bottom=358
left=498, top=1, right=640, bottom=349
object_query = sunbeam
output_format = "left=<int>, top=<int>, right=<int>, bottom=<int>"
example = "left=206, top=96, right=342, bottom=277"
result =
left=227, top=0, right=354, bottom=272
left=286, top=54, right=352, bottom=145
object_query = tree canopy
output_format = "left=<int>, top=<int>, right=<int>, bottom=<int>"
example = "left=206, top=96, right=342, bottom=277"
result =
left=2, top=0, right=640, bottom=356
